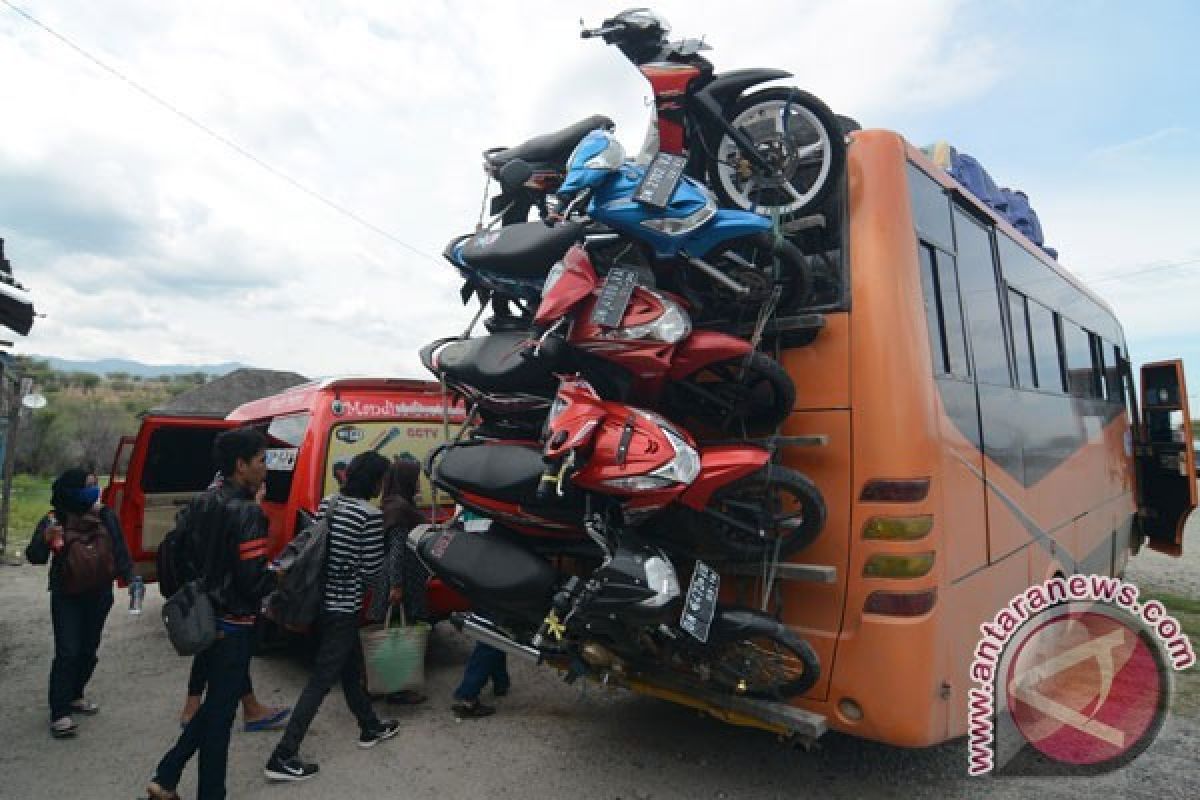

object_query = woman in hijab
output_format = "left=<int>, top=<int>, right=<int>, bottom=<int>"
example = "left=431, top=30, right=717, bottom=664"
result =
left=369, top=457, right=426, bottom=706
left=26, top=467, right=133, bottom=738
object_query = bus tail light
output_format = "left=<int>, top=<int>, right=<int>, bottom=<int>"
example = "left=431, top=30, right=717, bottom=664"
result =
left=863, top=515, right=933, bottom=540
left=864, top=588, right=937, bottom=616
left=863, top=552, right=935, bottom=578
left=859, top=478, right=930, bottom=502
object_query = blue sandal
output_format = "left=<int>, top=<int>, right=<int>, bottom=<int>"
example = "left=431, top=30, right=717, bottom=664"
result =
left=244, top=707, right=291, bottom=732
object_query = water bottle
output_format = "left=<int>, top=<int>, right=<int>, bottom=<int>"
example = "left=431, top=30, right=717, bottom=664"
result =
left=129, top=575, right=145, bottom=615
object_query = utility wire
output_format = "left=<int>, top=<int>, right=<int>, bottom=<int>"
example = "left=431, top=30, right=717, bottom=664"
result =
left=1, top=0, right=437, bottom=263
left=1084, top=257, right=1200, bottom=286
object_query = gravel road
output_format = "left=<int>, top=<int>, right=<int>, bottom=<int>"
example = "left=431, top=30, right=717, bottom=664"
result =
left=1, top=522, right=1197, bottom=800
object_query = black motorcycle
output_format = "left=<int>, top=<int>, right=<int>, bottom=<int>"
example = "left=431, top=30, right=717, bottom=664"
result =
left=409, top=518, right=819, bottom=701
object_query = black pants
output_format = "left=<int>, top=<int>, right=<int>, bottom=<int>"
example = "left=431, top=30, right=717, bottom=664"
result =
left=48, top=588, right=113, bottom=720
left=154, top=625, right=255, bottom=800
left=188, top=647, right=253, bottom=698
left=273, top=611, right=379, bottom=760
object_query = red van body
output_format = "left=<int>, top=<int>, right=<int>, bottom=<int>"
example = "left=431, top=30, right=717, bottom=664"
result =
left=102, top=377, right=467, bottom=614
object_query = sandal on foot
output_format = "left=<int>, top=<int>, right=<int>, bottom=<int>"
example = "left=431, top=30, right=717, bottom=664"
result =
left=244, top=706, right=292, bottom=732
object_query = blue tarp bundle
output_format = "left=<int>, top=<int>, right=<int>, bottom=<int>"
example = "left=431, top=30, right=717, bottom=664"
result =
left=924, top=143, right=1058, bottom=260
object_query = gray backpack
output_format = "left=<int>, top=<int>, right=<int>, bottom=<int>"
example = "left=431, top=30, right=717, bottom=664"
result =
left=264, top=495, right=340, bottom=631
left=162, top=580, right=217, bottom=656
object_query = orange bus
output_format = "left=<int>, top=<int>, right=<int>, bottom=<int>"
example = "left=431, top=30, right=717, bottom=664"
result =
left=637, top=129, right=1196, bottom=747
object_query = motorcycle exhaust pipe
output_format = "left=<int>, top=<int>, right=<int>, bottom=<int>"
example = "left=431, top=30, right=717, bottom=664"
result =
left=685, top=255, right=751, bottom=295
left=452, top=613, right=543, bottom=664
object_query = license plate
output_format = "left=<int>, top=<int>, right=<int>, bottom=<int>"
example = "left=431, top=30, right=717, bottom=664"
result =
left=634, top=152, right=687, bottom=209
left=589, top=267, right=639, bottom=328
left=680, top=560, right=719, bottom=643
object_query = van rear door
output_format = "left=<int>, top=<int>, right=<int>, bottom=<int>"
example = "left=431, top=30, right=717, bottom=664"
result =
left=1136, top=360, right=1196, bottom=556
left=112, top=414, right=236, bottom=580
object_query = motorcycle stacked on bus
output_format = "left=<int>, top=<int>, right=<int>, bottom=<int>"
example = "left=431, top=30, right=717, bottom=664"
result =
left=411, top=8, right=843, bottom=703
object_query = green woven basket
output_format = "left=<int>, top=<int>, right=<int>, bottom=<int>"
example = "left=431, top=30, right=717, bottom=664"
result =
left=360, top=606, right=430, bottom=694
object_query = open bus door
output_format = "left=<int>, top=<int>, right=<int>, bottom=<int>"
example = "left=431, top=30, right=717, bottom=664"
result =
left=1136, top=360, right=1197, bottom=556
left=111, top=414, right=237, bottom=581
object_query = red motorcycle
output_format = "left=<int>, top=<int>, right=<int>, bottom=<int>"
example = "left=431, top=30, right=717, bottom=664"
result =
left=581, top=8, right=846, bottom=222
left=426, top=376, right=824, bottom=562
left=421, top=242, right=795, bottom=438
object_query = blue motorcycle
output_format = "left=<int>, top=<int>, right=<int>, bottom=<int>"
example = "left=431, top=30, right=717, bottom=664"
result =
left=443, top=130, right=807, bottom=329
left=554, top=128, right=808, bottom=319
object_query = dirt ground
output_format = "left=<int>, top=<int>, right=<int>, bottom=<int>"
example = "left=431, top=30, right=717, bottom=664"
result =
left=1, top=536, right=1198, bottom=800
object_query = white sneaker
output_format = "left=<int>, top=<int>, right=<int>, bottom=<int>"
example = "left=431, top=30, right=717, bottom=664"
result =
left=50, top=716, right=77, bottom=738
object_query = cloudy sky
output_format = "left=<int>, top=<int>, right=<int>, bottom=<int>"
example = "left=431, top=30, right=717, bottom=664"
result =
left=1, top=0, right=1198, bottom=390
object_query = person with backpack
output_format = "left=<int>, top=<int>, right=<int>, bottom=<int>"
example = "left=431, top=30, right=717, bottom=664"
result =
left=146, top=427, right=276, bottom=800
left=25, top=468, right=133, bottom=739
left=265, top=451, right=399, bottom=783
left=176, top=472, right=290, bottom=733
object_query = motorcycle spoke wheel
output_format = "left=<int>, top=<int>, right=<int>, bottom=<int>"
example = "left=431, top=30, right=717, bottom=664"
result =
left=698, top=466, right=826, bottom=561
left=673, top=351, right=794, bottom=436
left=707, top=88, right=845, bottom=222
left=708, top=634, right=815, bottom=700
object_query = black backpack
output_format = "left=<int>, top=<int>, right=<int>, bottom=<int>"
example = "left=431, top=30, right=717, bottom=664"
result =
left=264, top=495, right=340, bottom=631
left=157, top=503, right=196, bottom=599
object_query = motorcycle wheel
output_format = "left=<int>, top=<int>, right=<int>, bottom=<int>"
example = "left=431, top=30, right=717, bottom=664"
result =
left=691, top=231, right=810, bottom=319
left=705, top=609, right=820, bottom=699
left=699, top=464, right=826, bottom=561
left=707, top=87, right=846, bottom=222
left=668, top=350, right=795, bottom=436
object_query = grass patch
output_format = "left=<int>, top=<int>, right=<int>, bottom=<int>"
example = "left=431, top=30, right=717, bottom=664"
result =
left=3, top=473, right=53, bottom=557
left=1141, top=591, right=1200, bottom=639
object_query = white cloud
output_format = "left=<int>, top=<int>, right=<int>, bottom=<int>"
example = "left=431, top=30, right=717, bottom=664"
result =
left=0, top=0, right=1019, bottom=377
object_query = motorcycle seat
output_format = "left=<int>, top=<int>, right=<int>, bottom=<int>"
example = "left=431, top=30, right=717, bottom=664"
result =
left=435, top=332, right=559, bottom=395
left=485, top=115, right=614, bottom=169
left=460, top=221, right=584, bottom=278
left=432, top=442, right=546, bottom=505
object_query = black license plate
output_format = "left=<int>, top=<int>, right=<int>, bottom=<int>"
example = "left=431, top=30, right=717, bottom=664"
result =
left=634, top=152, right=687, bottom=209
left=680, top=560, right=720, bottom=643
left=590, top=267, right=640, bottom=328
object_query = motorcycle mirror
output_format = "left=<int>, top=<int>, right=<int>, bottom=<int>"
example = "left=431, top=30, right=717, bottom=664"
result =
left=498, top=159, right=534, bottom=192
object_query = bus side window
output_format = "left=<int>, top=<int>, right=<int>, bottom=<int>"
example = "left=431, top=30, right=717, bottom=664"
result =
left=952, top=207, right=1010, bottom=386
left=1027, top=300, right=1065, bottom=392
left=1062, top=319, right=1101, bottom=399
left=1007, top=288, right=1036, bottom=389
left=918, top=245, right=949, bottom=374
left=919, top=242, right=970, bottom=377
left=1107, top=343, right=1125, bottom=408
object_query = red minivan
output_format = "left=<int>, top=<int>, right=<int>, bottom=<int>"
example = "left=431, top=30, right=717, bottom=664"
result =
left=103, top=377, right=466, bottom=613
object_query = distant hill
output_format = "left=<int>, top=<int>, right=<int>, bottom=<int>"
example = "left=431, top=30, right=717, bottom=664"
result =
left=33, top=356, right=248, bottom=378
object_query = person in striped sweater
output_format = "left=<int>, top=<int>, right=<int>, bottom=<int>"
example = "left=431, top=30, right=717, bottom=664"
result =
left=265, top=451, right=399, bottom=783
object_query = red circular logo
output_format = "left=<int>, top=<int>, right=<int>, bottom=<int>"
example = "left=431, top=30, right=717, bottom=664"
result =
left=1005, top=609, right=1169, bottom=768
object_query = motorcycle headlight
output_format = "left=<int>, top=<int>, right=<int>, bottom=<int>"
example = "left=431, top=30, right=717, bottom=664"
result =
left=650, top=425, right=701, bottom=485
left=542, top=261, right=566, bottom=294
left=599, top=475, right=676, bottom=492
left=582, top=135, right=626, bottom=171
left=637, top=555, right=681, bottom=609
left=639, top=195, right=717, bottom=236
left=611, top=293, right=692, bottom=344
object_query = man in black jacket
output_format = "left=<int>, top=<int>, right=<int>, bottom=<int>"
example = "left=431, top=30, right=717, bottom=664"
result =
left=147, top=427, right=275, bottom=800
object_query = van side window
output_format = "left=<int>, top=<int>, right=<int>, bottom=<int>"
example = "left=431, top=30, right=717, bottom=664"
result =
left=1027, top=300, right=1064, bottom=392
left=1007, top=288, right=1036, bottom=389
left=952, top=207, right=1010, bottom=386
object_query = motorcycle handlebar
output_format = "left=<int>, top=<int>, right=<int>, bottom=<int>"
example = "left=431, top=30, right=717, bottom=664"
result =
left=581, top=23, right=622, bottom=39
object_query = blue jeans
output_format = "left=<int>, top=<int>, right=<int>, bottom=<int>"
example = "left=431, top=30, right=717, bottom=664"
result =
left=454, top=643, right=509, bottom=702
left=49, top=588, right=113, bottom=720
left=154, top=624, right=255, bottom=800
